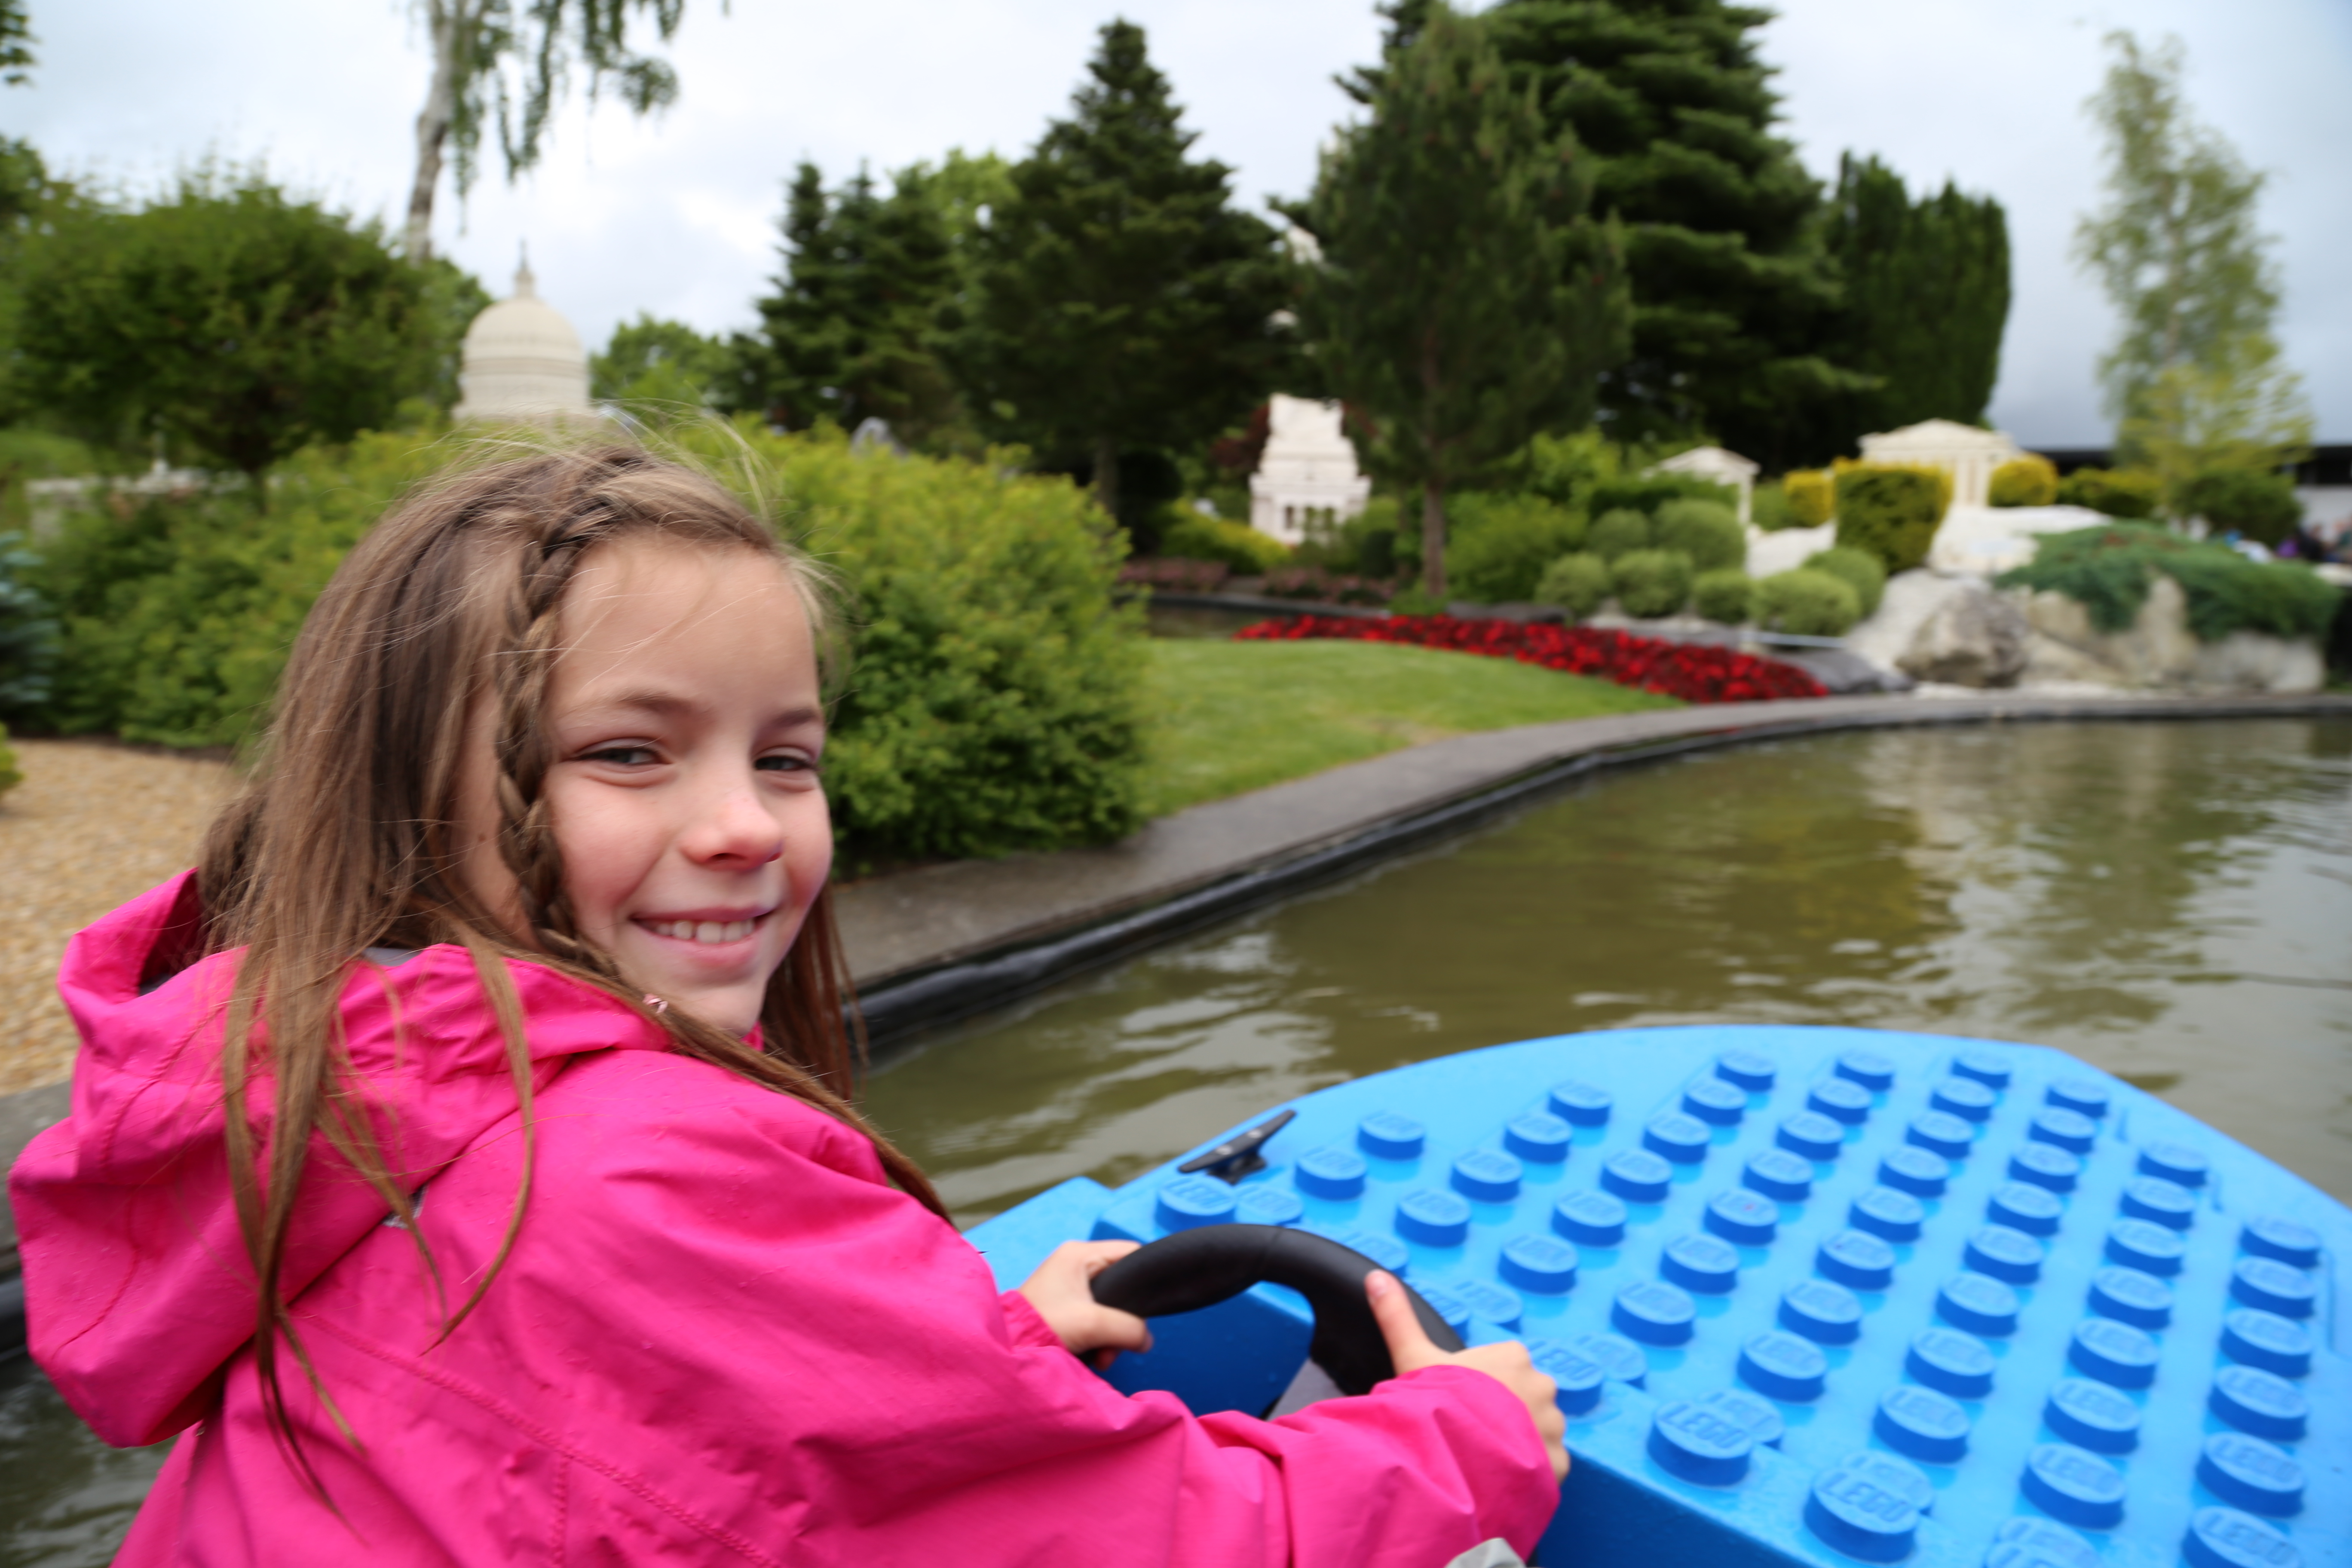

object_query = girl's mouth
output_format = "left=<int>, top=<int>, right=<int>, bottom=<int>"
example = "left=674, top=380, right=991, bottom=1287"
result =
left=636, top=914, right=765, bottom=945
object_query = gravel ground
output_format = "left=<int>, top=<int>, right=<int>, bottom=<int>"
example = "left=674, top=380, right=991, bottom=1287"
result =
left=0, top=739, right=236, bottom=1096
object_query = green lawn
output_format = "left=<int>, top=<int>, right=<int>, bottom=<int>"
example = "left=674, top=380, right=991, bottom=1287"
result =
left=1140, top=638, right=1681, bottom=816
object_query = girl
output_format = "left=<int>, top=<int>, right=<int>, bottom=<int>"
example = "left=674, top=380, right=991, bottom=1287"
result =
left=11, top=448, right=1564, bottom=1565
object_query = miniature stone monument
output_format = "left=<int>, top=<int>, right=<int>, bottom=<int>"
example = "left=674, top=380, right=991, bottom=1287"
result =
left=1249, top=395, right=1372, bottom=545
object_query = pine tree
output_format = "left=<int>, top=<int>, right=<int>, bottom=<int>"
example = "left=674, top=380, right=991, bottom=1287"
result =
left=1301, top=3, right=1626, bottom=599
left=949, top=21, right=1291, bottom=523
left=737, top=161, right=961, bottom=442
left=1806, top=154, right=2010, bottom=447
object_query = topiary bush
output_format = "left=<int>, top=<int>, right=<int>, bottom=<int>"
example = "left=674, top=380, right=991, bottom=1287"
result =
left=1654, top=499, right=1745, bottom=572
left=1833, top=466, right=1943, bottom=573
left=1588, top=508, right=1652, bottom=563
left=1584, top=473, right=1736, bottom=519
left=2179, top=467, right=2302, bottom=546
left=1782, top=469, right=1834, bottom=527
left=1446, top=491, right=1586, bottom=601
left=1988, top=455, right=2058, bottom=508
left=1691, top=567, right=1754, bottom=625
left=1161, top=511, right=1291, bottom=574
left=2054, top=467, right=2159, bottom=519
left=1534, top=552, right=1611, bottom=618
left=1996, top=523, right=2338, bottom=643
left=0, top=720, right=18, bottom=796
left=1802, top=545, right=1886, bottom=619
left=1755, top=569, right=1861, bottom=636
left=1610, top=548, right=1693, bottom=618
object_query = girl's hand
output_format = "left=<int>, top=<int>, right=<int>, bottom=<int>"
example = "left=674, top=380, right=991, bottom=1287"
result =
left=1368, top=1269, right=1570, bottom=1482
left=1017, top=1240, right=1155, bottom=1370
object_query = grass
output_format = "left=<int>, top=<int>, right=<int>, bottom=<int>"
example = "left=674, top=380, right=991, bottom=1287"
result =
left=1139, top=637, right=1681, bottom=816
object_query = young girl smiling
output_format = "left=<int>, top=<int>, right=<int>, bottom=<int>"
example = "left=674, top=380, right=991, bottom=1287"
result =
left=12, top=448, right=1563, bottom=1565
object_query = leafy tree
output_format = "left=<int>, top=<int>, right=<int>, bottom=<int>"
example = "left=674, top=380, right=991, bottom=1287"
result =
left=1809, top=154, right=2009, bottom=446
left=2076, top=32, right=2310, bottom=506
left=1418, top=0, right=1862, bottom=467
left=1, top=0, right=32, bottom=86
left=1298, top=3, right=1626, bottom=599
left=951, top=21, right=1293, bottom=523
left=15, top=171, right=451, bottom=492
left=592, top=314, right=729, bottom=406
left=404, top=0, right=691, bottom=261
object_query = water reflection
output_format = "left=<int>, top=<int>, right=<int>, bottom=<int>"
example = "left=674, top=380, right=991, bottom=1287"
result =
left=867, top=720, right=2352, bottom=1219
left=0, top=1360, right=166, bottom=1566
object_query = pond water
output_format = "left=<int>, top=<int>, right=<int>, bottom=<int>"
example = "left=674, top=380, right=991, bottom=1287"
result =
left=7, top=717, right=2349, bottom=1560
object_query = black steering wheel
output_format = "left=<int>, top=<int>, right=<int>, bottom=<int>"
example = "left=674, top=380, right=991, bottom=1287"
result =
left=1088, top=1223, right=1466, bottom=1397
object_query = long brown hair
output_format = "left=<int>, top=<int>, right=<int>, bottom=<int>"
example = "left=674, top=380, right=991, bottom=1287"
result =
left=197, top=444, right=944, bottom=1474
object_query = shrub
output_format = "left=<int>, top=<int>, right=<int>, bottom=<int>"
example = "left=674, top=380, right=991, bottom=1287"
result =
left=2179, top=467, right=2302, bottom=546
left=1654, top=499, right=1745, bottom=572
left=1783, top=469, right=1834, bottom=527
left=1534, top=552, right=1611, bottom=619
left=1610, top=548, right=1694, bottom=618
left=0, top=720, right=18, bottom=796
left=2055, top=467, right=2159, bottom=519
left=1755, top=569, right=1861, bottom=636
left=1996, top=523, right=2338, bottom=643
left=1691, top=567, right=1754, bottom=625
left=0, top=531, right=57, bottom=715
left=1750, top=481, right=1798, bottom=532
left=1588, top=507, right=1652, bottom=562
left=1295, top=494, right=1402, bottom=578
left=1585, top=473, right=1736, bottom=518
left=1445, top=491, right=1586, bottom=601
left=1988, top=455, right=2059, bottom=508
left=1161, top=511, right=1291, bottom=574
left=1834, top=466, right=1943, bottom=573
left=1801, top=545, right=1886, bottom=618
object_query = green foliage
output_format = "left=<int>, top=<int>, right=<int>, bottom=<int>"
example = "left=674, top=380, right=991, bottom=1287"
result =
left=0, top=719, right=17, bottom=795
left=0, top=528, right=54, bottom=711
left=2078, top=32, right=2309, bottom=480
left=1997, top=523, right=2337, bottom=643
left=1691, top=567, right=1754, bottom=625
left=1299, top=2, right=1627, bottom=597
left=1609, top=547, right=1692, bottom=618
left=2179, top=466, right=2301, bottom=545
left=1833, top=466, right=1942, bottom=573
left=593, top=314, right=732, bottom=408
left=1585, top=473, right=1734, bottom=520
left=1160, top=511, right=1290, bottom=575
left=1445, top=491, right=1585, bottom=600
left=1783, top=469, right=1835, bottom=527
left=1755, top=568, right=1861, bottom=636
left=1653, top=498, right=1743, bottom=573
left=1989, top=455, right=2059, bottom=508
left=2055, top=466, right=2161, bottom=519
left=734, top=162, right=963, bottom=443
left=1534, top=551, right=1610, bottom=618
left=1466, top=0, right=1865, bottom=469
left=1802, top=545, right=1886, bottom=618
left=952, top=21, right=1291, bottom=520
left=14, top=168, right=456, bottom=481
left=1803, top=153, right=2010, bottom=455
left=1588, top=508, right=1652, bottom=562
left=1295, top=495, right=1403, bottom=579
left=0, top=0, right=31, bottom=86
left=1749, top=481, right=1794, bottom=532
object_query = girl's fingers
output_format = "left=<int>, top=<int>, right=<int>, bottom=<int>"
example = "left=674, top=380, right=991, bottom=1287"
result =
left=1366, top=1270, right=1442, bottom=1375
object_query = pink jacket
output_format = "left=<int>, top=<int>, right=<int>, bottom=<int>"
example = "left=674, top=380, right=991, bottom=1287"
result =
left=11, top=874, right=1556, bottom=1565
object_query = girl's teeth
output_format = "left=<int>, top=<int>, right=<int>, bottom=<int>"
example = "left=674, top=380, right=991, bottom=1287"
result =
left=654, top=919, right=754, bottom=943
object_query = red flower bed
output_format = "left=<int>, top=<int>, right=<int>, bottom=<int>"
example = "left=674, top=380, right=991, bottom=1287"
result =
left=1234, top=614, right=1827, bottom=704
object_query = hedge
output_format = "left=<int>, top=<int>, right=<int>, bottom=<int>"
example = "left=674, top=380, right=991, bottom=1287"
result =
left=1833, top=466, right=1943, bottom=573
left=1802, top=545, right=1886, bottom=619
left=1446, top=491, right=1586, bottom=601
left=1988, top=456, right=2058, bottom=508
left=1996, top=523, right=2338, bottom=643
left=1534, top=552, right=1610, bottom=618
left=2178, top=468, right=2301, bottom=545
left=1756, top=569, right=1861, bottom=636
left=1588, top=508, right=1652, bottom=563
left=0, top=720, right=18, bottom=796
left=1782, top=469, right=1834, bottom=527
left=1161, top=511, right=1291, bottom=574
left=1691, top=567, right=1753, bottom=625
left=1653, top=499, right=1744, bottom=573
left=1610, top=548, right=1693, bottom=618
left=24, top=422, right=1151, bottom=864
left=2054, top=467, right=2159, bottom=520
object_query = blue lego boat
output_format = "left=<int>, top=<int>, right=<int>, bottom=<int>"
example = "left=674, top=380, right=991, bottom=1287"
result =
left=966, top=1025, right=2348, bottom=1568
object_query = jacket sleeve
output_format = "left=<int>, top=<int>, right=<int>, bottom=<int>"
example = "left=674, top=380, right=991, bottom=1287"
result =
left=403, top=1052, right=1560, bottom=1568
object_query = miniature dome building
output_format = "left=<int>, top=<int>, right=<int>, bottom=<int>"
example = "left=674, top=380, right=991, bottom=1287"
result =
left=453, top=262, right=597, bottom=425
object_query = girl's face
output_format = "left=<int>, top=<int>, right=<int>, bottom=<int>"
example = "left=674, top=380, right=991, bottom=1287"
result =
left=462, top=541, right=833, bottom=1033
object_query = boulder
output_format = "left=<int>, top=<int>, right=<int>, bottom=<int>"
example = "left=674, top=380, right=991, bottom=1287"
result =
left=1928, top=503, right=2108, bottom=575
left=2010, top=573, right=2324, bottom=692
left=1745, top=521, right=1835, bottom=579
left=1847, top=570, right=2027, bottom=688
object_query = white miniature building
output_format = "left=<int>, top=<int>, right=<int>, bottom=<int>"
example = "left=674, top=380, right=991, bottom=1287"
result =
left=453, top=261, right=597, bottom=425
left=1651, top=445, right=1760, bottom=525
left=1858, top=419, right=2024, bottom=510
left=1250, top=394, right=1372, bottom=545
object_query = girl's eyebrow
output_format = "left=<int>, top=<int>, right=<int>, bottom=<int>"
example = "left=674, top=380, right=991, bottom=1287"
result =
left=572, top=689, right=824, bottom=729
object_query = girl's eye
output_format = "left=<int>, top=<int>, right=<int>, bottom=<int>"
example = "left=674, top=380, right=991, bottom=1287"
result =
left=582, top=744, right=660, bottom=767
left=755, top=752, right=819, bottom=775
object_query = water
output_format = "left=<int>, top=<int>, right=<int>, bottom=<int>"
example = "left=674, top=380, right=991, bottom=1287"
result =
left=9, top=717, right=2349, bottom=1559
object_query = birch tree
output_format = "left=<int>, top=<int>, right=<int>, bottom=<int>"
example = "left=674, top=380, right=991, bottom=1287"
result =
left=404, top=0, right=688, bottom=263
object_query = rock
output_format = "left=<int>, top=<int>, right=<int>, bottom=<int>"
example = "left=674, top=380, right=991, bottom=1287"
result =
left=1847, top=570, right=2027, bottom=688
left=1928, top=504, right=2108, bottom=575
left=2009, top=574, right=2324, bottom=693
left=1773, top=648, right=1914, bottom=695
left=2190, top=632, right=2324, bottom=692
left=1447, top=601, right=1567, bottom=624
left=1745, top=522, right=1835, bottom=579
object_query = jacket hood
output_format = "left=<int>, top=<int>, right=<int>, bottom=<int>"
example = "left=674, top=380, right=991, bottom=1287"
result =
left=7, top=871, right=671, bottom=1447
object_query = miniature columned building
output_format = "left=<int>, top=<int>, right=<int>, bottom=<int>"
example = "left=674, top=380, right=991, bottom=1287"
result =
left=1250, top=395, right=1372, bottom=546
left=1653, top=446, right=1761, bottom=525
left=1859, top=420, right=2024, bottom=510
left=453, top=261, right=597, bottom=425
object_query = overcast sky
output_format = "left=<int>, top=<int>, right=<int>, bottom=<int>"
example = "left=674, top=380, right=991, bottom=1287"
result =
left=6, top=0, right=2348, bottom=449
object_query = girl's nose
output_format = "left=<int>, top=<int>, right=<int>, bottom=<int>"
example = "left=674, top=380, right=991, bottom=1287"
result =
left=682, top=785, right=786, bottom=867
